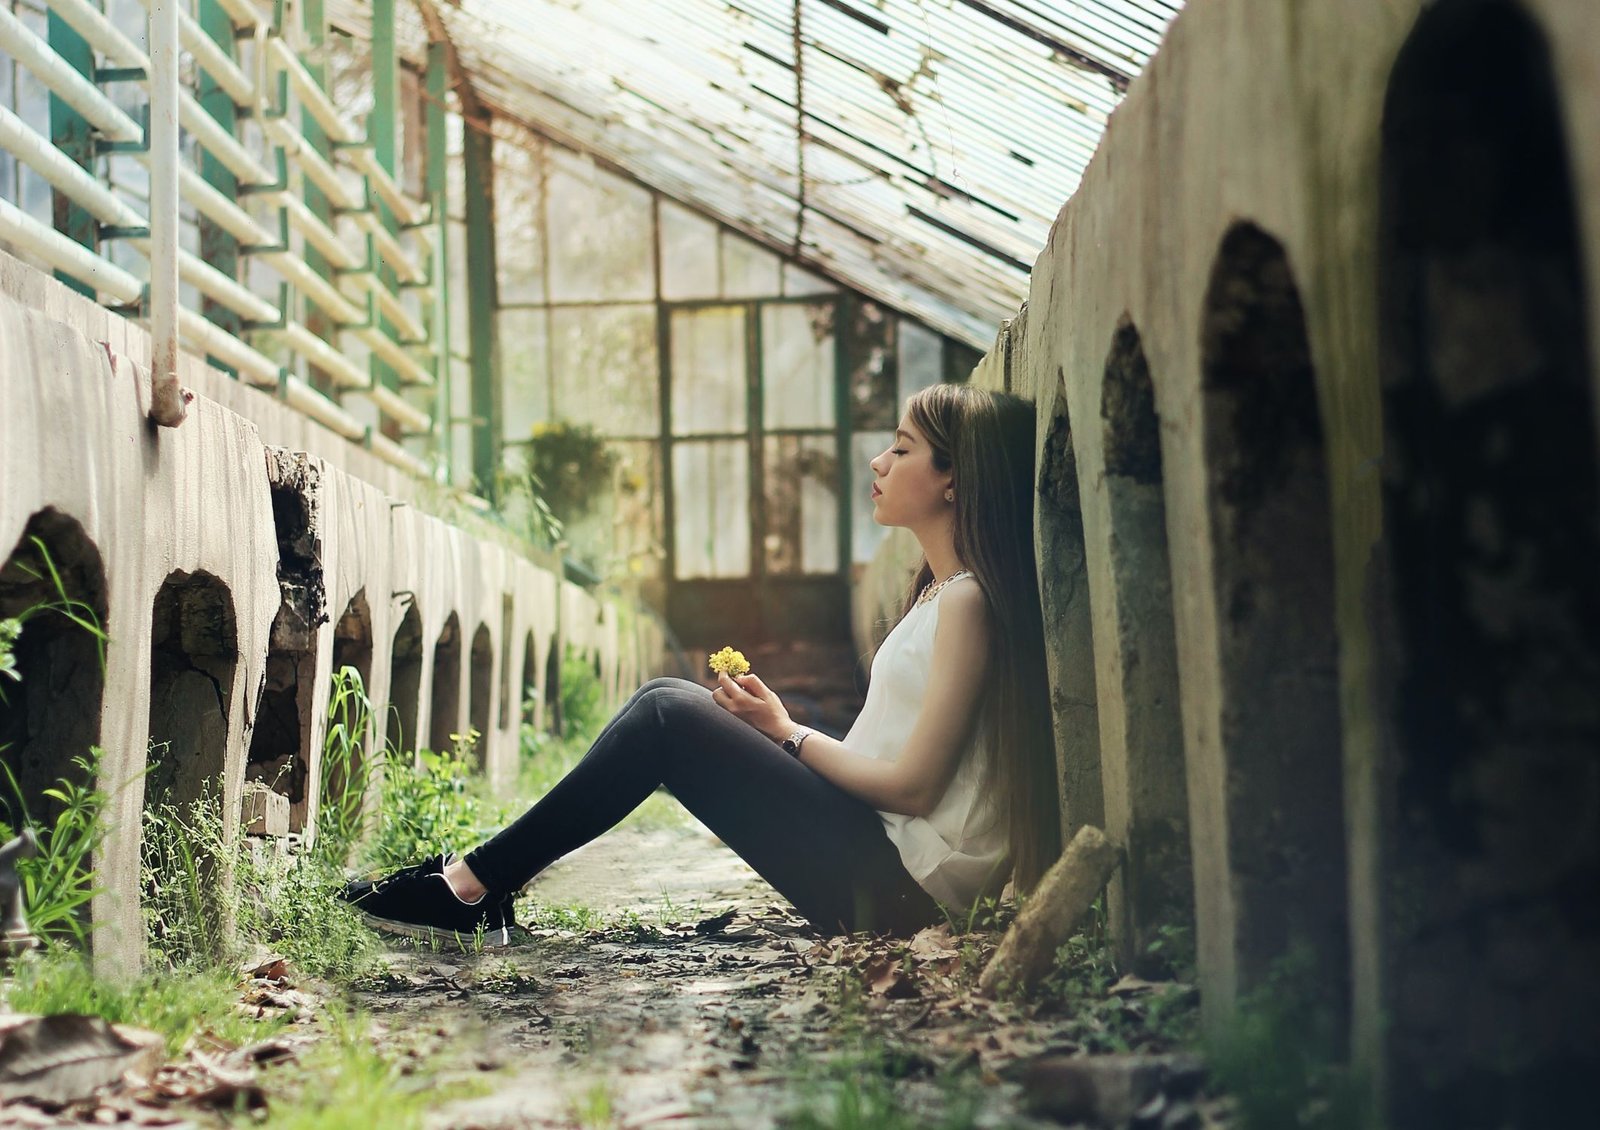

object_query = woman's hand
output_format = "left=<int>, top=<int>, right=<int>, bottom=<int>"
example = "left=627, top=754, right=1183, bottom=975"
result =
left=711, top=671, right=794, bottom=742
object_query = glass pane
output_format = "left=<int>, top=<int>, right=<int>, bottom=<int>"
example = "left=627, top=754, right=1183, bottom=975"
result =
left=670, top=306, right=746, bottom=436
left=720, top=231, right=782, bottom=299
left=498, top=308, right=549, bottom=441
left=851, top=431, right=894, bottom=564
left=545, top=147, right=654, bottom=303
left=495, top=135, right=545, bottom=304
left=782, top=262, right=837, bottom=297
left=549, top=305, right=659, bottom=437
left=846, top=300, right=897, bottom=429
left=764, top=435, right=840, bottom=575
left=762, top=302, right=835, bottom=431
left=897, top=317, right=943, bottom=408
left=659, top=199, right=719, bottom=301
left=562, top=439, right=664, bottom=580
left=673, top=440, right=750, bottom=579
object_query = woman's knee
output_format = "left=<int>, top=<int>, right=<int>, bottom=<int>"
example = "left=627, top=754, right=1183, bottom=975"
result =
left=633, top=678, right=714, bottom=728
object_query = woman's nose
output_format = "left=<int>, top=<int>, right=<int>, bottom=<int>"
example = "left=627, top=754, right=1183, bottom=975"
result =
left=869, top=453, right=886, bottom=476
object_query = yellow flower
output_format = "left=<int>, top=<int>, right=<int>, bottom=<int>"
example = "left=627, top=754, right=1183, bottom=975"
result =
left=707, top=646, right=750, bottom=677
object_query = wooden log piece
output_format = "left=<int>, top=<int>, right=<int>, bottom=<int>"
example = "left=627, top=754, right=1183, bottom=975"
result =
left=980, top=824, right=1121, bottom=997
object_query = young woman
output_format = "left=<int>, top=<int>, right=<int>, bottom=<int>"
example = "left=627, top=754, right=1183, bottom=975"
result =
left=344, top=384, right=1061, bottom=946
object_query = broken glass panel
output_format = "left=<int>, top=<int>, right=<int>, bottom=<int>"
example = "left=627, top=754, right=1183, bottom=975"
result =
left=498, top=307, right=550, bottom=440
left=764, top=435, right=840, bottom=575
left=851, top=431, right=894, bottom=564
left=673, top=440, right=750, bottom=579
left=897, top=317, right=943, bottom=408
left=659, top=199, right=720, bottom=301
left=495, top=134, right=546, bottom=304
left=550, top=304, right=659, bottom=437
left=845, top=300, right=897, bottom=430
left=721, top=231, right=783, bottom=299
left=670, top=306, right=747, bottom=436
left=545, top=147, right=654, bottom=303
left=761, top=301, right=836, bottom=431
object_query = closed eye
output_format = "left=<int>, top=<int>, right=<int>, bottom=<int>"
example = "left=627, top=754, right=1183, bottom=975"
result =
left=890, top=448, right=908, bottom=456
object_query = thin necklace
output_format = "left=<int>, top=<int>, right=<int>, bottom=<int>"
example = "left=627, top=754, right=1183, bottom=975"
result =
left=916, top=568, right=970, bottom=606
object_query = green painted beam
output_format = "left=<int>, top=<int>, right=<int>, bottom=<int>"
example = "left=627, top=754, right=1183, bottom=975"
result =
left=46, top=11, right=95, bottom=298
left=370, top=0, right=401, bottom=406
left=197, top=0, right=241, bottom=368
left=301, top=0, right=337, bottom=395
left=463, top=113, right=499, bottom=497
left=426, top=41, right=452, bottom=477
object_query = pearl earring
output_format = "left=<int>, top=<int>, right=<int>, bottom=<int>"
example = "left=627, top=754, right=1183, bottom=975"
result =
left=944, top=489, right=954, bottom=502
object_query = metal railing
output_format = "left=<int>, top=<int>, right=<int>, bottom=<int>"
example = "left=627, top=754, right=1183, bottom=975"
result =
left=0, top=0, right=447, bottom=475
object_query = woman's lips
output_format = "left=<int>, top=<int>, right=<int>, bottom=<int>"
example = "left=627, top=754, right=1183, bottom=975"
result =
left=870, top=483, right=882, bottom=498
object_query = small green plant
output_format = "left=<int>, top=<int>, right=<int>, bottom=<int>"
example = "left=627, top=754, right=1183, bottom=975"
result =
left=1, top=946, right=277, bottom=1055
left=525, top=422, right=617, bottom=527
left=141, top=780, right=231, bottom=967
left=783, top=1039, right=980, bottom=1130
left=0, top=750, right=111, bottom=946
left=319, top=665, right=376, bottom=864
left=559, top=647, right=607, bottom=740
left=0, top=617, right=21, bottom=686
left=1208, top=944, right=1373, bottom=1130
left=362, top=730, right=485, bottom=873
left=570, top=1079, right=615, bottom=1129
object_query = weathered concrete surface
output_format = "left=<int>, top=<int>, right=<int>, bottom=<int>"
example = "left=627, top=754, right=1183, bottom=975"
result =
left=857, top=0, right=1600, bottom=1119
left=0, top=251, right=658, bottom=971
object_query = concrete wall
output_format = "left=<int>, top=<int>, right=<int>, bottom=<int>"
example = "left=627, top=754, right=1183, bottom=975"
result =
left=0, top=249, right=657, bottom=970
left=859, top=0, right=1600, bottom=1122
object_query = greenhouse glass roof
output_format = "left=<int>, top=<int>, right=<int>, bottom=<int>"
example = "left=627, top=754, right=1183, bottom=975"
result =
left=345, top=1, right=1184, bottom=347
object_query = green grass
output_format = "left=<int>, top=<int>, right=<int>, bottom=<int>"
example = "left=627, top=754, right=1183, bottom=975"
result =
left=782, top=1039, right=981, bottom=1130
left=1, top=947, right=280, bottom=1056
left=251, top=1012, right=485, bottom=1130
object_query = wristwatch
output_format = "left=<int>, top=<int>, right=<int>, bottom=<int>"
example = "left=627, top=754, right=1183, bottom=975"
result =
left=780, top=727, right=815, bottom=757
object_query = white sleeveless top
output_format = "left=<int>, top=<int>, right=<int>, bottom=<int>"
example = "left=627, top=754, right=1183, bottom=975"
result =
left=841, top=575, right=1008, bottom=910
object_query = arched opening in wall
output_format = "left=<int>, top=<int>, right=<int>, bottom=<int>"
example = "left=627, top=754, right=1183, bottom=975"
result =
left=147, top=572, right=237, bottom=811
left=144, top=572, right=237, bottom=959
left=1036, top=377, right=1104, bottom=841
left=468, top=623, right=492, bottom=771
left=543, top=638, right=563, bottom=736
left=1201, top=223, right=1348, bottom=1024
left=1378, top=3, right=1599, bottom=1121
left=1098, top=319, right=1194, bottom=974
left=428, top=613, right=462, bottom=754
left=0, top=512, right=107, bottom=836
left=386, top=603, right=423, bottom=757
left=496, top=594, right=513, bottom=732
left=520, top=632, right=538, bottom=729
left=325, top=591, right=374, bottom=841
left=250, top=452, right=324, bottom=833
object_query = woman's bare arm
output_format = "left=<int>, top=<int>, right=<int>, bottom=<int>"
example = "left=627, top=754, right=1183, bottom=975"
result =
left=714, top=579, right=991, bottom=816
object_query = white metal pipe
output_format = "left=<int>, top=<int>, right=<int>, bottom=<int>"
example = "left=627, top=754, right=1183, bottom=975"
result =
left=277, top=322, right=369, bottom=389
left=280, top=375, right=366, bottom=440
left=358, top=326, right=434, bottom=387
left=258, top=250, right=364, bottom=323
left=281, top=194, right=361, bottom=271
left=261, top=116, right=364, bottom=210
left=50, top=0, right=145, bottom=68
left=0, top=102, right=144, bottom=229
left=176, top=306, right=277, bottom=385
left=368, top=431, right=432, bottom=477
left=267, top=35, right=359, bottom=144
left=353, top=210, right=425, bottom=282
left=177, top=87, right=274, bottom=185
left=0, top=7, right=142, bottom=141
left=0, top=197, right=143, bottom=303
left=346, top=146, right=427, bottom=227
left=177, top=166, right=274, bottom=246
left=363, top=274, right=427, bottom=343
left=148, top=0, right=185, bottom=425
left=164, top=0, right=255, bottom=107
left=212, top=0, right=268, bottom=34
left=365, top=383, right=433, bottom=434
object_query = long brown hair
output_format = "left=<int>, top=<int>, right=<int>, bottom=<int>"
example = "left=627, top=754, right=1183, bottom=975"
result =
left=900, top=384, right=1061, bottom=891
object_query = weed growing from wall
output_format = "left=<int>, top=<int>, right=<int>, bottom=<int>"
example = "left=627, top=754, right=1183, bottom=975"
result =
left=1207, top=943, right=1372, bottom=1130
left=319, top=665, right=376, bottom=864
left=0, top=751, right=109, bottom=946
left=361, top=730, right=486, bottom=873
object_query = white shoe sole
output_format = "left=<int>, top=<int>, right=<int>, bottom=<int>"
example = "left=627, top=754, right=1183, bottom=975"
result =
left=359, top=911, right=512, bottom=951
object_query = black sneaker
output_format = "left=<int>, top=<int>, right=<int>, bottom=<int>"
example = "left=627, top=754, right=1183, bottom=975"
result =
left=340, top=855, right=515, bottom=950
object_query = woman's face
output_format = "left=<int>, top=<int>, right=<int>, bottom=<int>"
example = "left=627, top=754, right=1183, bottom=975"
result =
left=868, top=413, right=952, bottom=528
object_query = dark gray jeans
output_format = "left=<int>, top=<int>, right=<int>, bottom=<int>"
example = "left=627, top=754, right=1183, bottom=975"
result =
left=464, top=677, right=942, bottom=935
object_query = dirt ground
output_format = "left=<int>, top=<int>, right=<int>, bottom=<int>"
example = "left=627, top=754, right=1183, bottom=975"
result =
left=348, top=816, right=1213, bottom=1130
left=353, top=813, right=1049, bottom=1120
